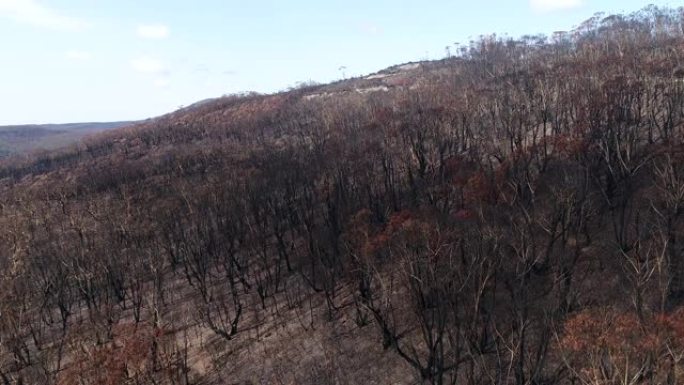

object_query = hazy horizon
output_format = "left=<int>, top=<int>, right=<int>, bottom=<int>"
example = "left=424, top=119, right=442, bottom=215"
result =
left=0, top=0, right=677, bottom=125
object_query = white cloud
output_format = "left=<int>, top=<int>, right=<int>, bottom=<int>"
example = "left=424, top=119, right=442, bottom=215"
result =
left=530, top=0, right=583, bottom=12
left=137, top=24, right=170, bottom=39
left=0, top=0, right=89, bottom=30
left=359, top=22, right=382, bottom=36
left=65, top=50, right=92, bottom=60
left=130, top=56, right=166, bottom=74
left=130, top=56, right=171, bottom=87
left=154, top=78, right=170, bottom=87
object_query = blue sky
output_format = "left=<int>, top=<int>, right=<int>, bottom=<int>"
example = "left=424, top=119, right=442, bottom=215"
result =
left=0, top=0, right=678, bottom=125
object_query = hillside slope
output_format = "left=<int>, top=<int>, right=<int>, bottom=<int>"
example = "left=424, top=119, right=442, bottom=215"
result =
left=2, top=6, right=684, bottom=385
left=0, top=121, right=134, bottom=158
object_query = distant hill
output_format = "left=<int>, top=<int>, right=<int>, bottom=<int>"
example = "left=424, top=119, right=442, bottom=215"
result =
left=0, top=121, right=134, bottom=157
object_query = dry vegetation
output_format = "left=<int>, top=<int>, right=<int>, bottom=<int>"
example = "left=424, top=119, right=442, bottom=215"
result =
left=2, top=6, right=684, bottom=384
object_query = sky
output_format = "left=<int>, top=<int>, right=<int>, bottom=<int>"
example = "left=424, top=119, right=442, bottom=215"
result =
left=0, top=0, right=679, bottom=125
